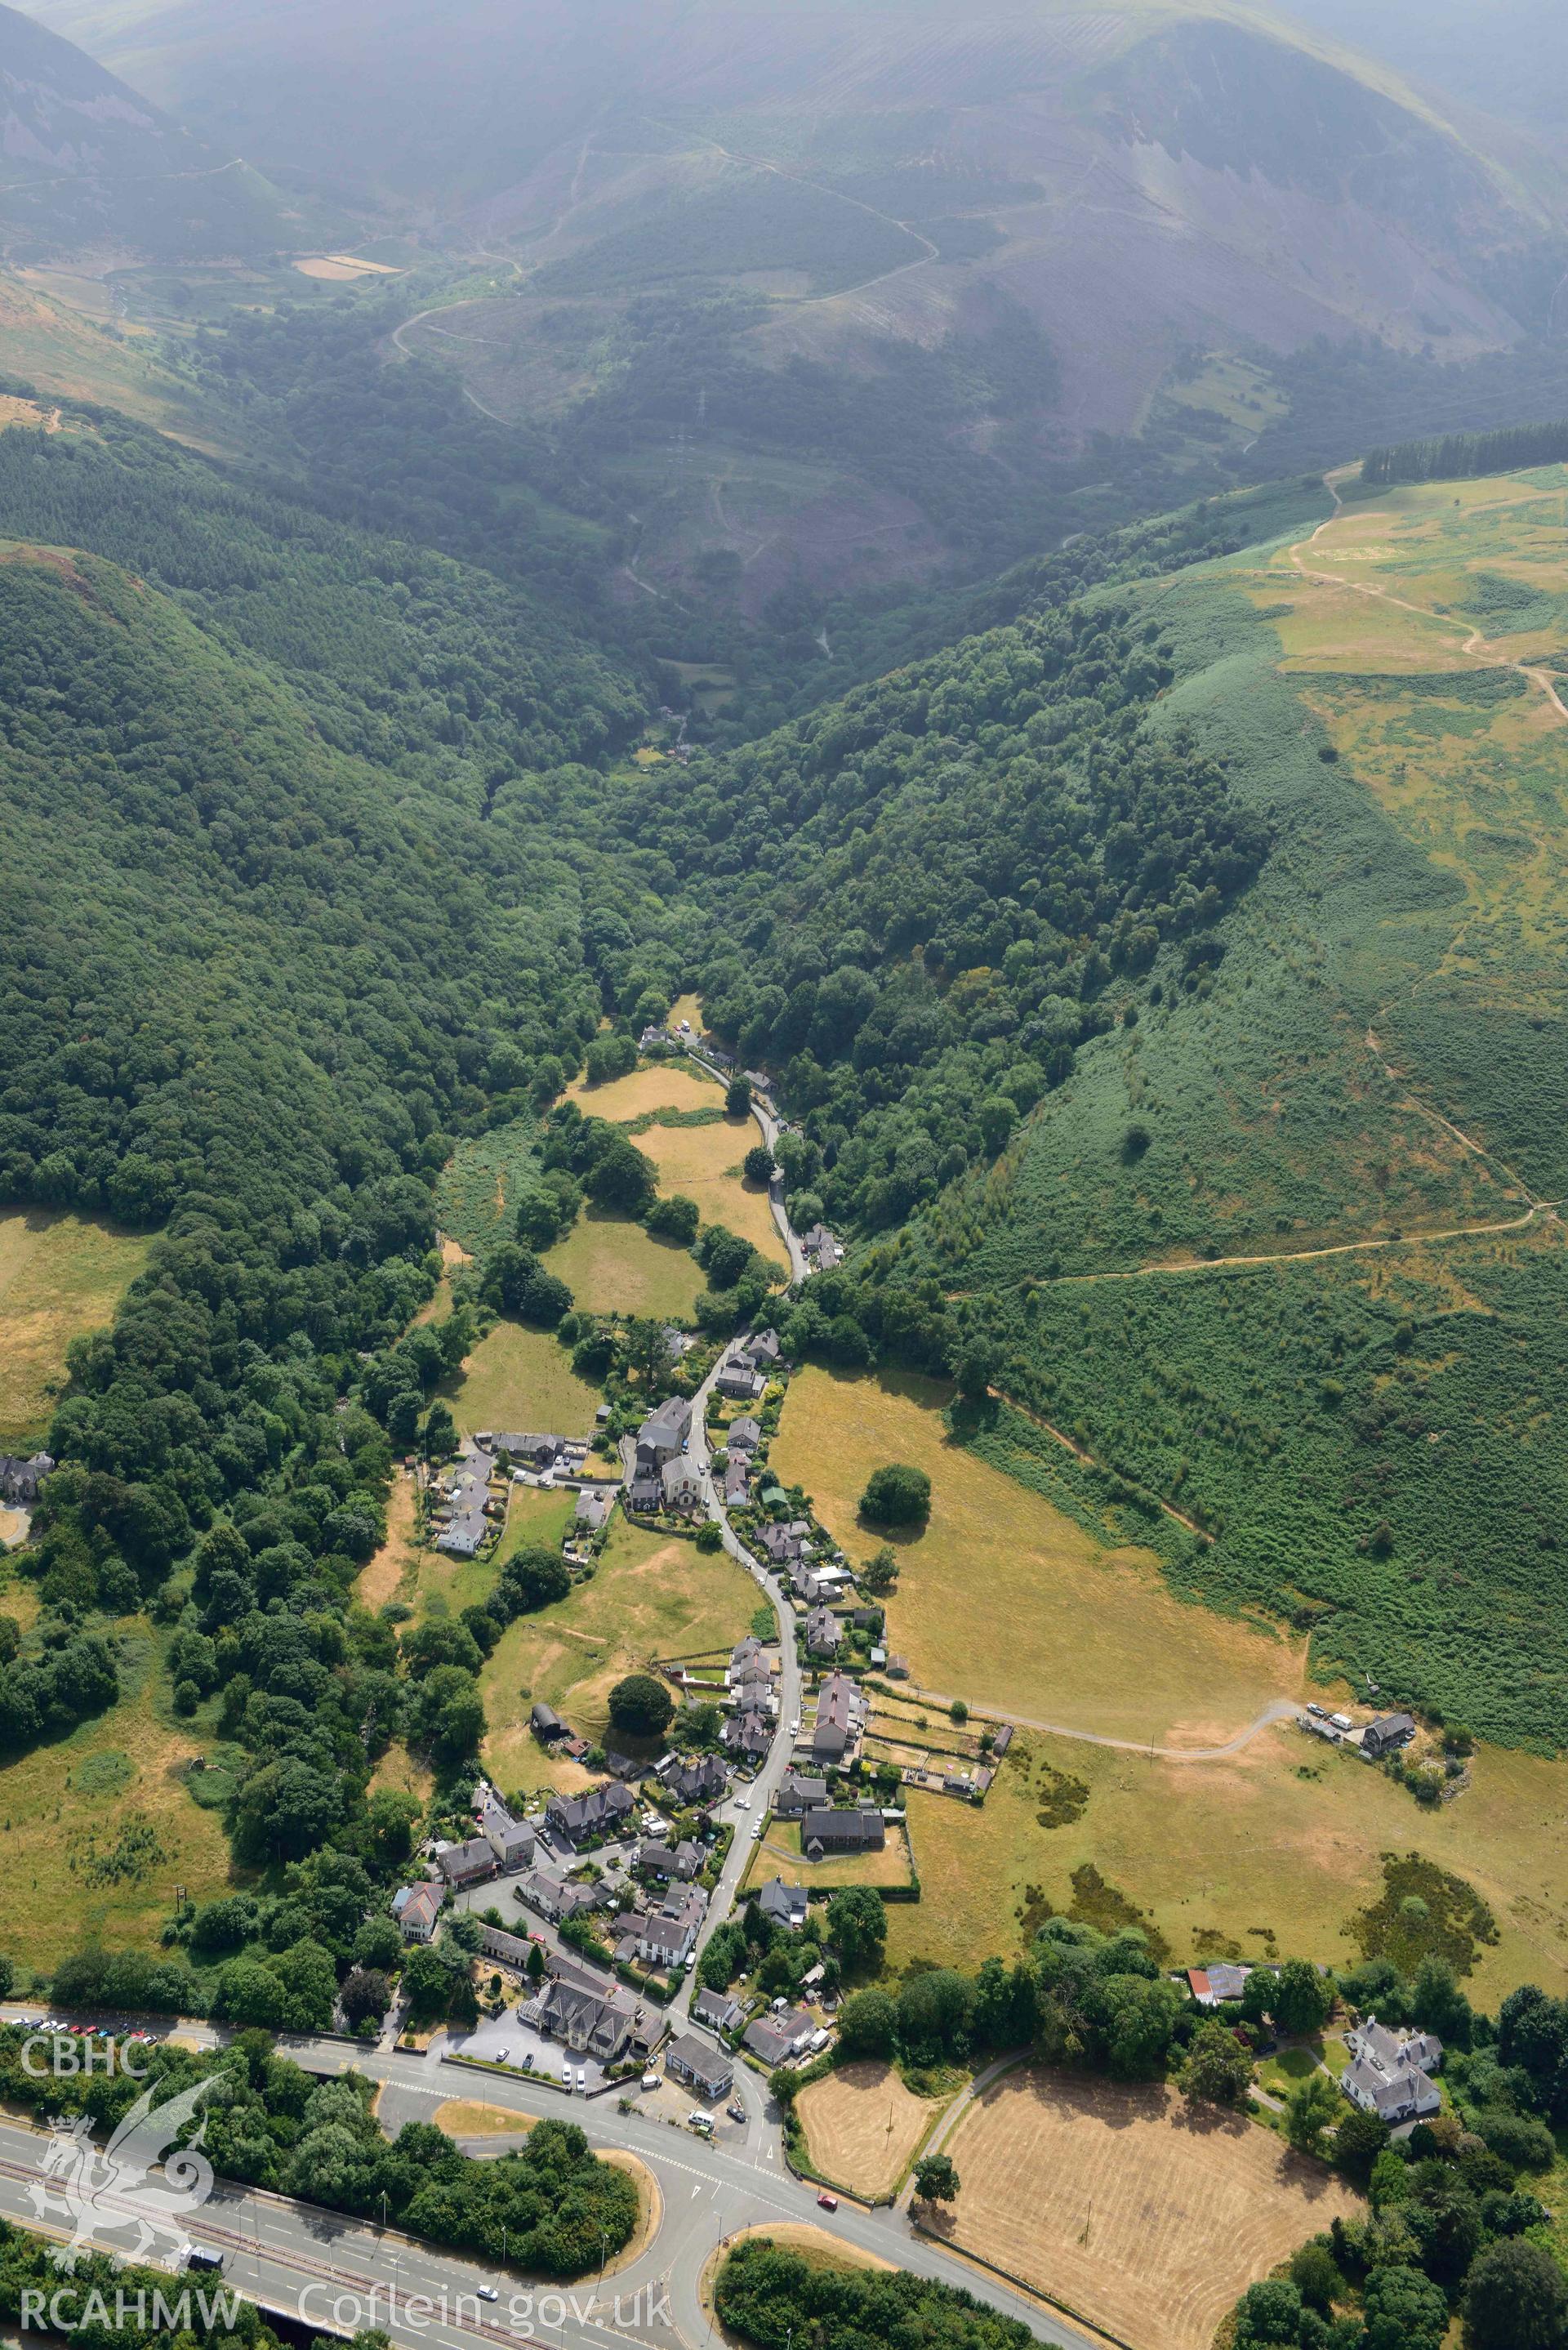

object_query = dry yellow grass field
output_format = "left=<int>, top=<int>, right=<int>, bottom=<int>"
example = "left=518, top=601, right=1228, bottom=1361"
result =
left=938, top=2068, right=1357, bottom=2350
left=434, top=2099, right=535, bottom=2138
left=544, top=1209, right=703, bottom=1320
left=479, top=1517, right=754, bottom=1790
left=882, top=1725, right=1568, bottom=2004
left=0, top=1207, right=151, bottom=1446
left=564, top=1064, right=718, bottom=1117
left=796, top=2062, right=946, bottom=2197
left=448, top=1318, right=604, bottom=1439
left=0, top=1638, right=234, bottom=1973
left=772, top=1368, right=1303, bottom=1744
left=355, top=1469, right=420, bottom=1611
left=635, top=1119, right=786, bottom=1269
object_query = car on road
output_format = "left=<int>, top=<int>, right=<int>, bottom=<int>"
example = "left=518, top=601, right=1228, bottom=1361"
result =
left=817, top=2193, right=838, bottom=2213
left=733, top=1794, right=750, bottom=1810
left=789, top=1719, right=800, bottom=1736
left=477, top=2289, right=499, bottom=2304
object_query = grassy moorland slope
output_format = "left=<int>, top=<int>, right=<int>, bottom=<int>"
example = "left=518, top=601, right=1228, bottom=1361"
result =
left=930, top=470, right=1568, bottom=1746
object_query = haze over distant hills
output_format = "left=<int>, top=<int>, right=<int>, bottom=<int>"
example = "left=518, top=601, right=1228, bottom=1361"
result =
left=0, top=0, right=305, bottom=256
left=19, top=0, right=1568, bottom=435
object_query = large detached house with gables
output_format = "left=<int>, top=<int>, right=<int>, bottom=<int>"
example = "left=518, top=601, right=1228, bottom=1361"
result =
left=1343, top=2017, right=1443, bottom=2123
left=0, top=1451, right=52, bottom=1506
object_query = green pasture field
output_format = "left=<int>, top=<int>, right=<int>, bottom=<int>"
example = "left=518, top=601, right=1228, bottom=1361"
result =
left=909, top=497, right=1568, bottom=1750
left=445, top=1318, right=604, bottom=1443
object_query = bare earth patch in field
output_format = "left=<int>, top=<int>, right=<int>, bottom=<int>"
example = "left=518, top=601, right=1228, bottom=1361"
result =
left=0, top=1207, right=151, bottom=1446
left=772, top=1368, right=1302, bottom=1745
left=796, top=2062, right=944, bottom=2198
left=941, top=2067, right=1356, bottom=2350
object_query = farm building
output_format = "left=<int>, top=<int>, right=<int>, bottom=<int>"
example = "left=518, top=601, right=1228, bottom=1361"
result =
left=800, top=1805, right=885, bottom=1860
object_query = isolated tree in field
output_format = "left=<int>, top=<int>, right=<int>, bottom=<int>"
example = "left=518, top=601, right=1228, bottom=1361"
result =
left=860, top=1463, right=931, bottom=1527
left=1285, top=2069, right=1343, bottom=2158
left=608, top=1672, right=675, bottom=1739
left=836, top=1987, right=898, bottom=2059
left=1183, top=2018, right=1254, bottom=2107
left=826, top=1884, right=887, bottom=1970
left=911, top=2154, right=960, bottom=2207
left=859, top=1544, right=898, bottom=1594
left=586, top=1136, right=657, bottom=1214
left=1463, top=2238, right=1568, bottom=2349
left=743, top=1144, right=775, bottom=1185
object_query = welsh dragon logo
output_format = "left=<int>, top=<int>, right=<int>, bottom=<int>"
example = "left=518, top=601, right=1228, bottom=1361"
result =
left=28, top=2076, right=218, bottom=2270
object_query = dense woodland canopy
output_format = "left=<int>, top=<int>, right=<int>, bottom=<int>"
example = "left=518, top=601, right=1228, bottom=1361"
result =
left=648, top=600, right=1267, bottom=1242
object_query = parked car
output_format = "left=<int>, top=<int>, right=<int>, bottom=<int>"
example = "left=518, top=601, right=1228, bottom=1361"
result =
left=751, top=1824, right=764, bottom=1840
left=576, top=2067, right=586, bottom=2091
left=561, top=2063, right=572, bottom=2086
left=641, top=2071, right=661, bottom=2093
left=1306, top=1701, right=1327, bottom=1719
left=727, top=2101, right=746, bottom=2122
left=684, top=1953, right=697, bottom=1971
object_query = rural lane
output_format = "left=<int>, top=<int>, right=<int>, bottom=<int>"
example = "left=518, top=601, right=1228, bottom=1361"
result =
left=0, top=2033, right=1094, bottom=2350
left=899, top=1686, right=1307, bottom=1764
